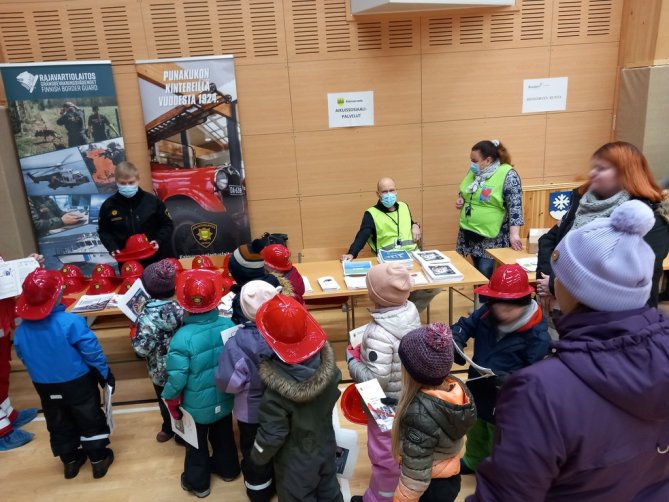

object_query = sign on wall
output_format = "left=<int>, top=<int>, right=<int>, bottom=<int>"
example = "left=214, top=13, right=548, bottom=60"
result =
left=0, top=61, right=125, bottom=274
left=328, top=91, right=374, bottom=128
left=135, top=55, right=250, bottom=257
left=522, top=77, right=569, bottom=114
left=549, top=191, right=573, bottom=221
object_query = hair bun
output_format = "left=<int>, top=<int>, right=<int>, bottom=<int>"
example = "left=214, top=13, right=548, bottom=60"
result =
left=610, top=200, right=655, bottom=236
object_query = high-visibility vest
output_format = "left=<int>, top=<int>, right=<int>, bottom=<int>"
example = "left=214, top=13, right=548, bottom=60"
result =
left=366, top=201, right=417, bottom=253
left=459, top=164, right=513, bottom=239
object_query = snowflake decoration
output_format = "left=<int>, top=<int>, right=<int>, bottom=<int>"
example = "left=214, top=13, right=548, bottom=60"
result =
left=552, top=194, right=570, bottom=210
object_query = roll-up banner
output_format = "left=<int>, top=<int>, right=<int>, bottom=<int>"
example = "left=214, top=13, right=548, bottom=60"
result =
left=0, top=61, right=126, bottom=273
left=135, top=55, right=250, bottom=257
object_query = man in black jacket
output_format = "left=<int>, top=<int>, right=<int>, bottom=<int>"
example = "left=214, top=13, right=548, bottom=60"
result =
left=97, top=162, right=174, bottom=265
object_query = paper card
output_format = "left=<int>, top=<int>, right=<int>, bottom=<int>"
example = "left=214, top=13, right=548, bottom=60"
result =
left=103, top=384, right=114, bottom=434
left=516, top=257, right=538, bottom=272
left=303, top=276, right=313, bottom=293
left=454, top=343, right=496, bottom=378
left=71, top=294, right=115, bottom=313
left=164, top=399, right=199, bottom=449
left=348, top=323, right=369, bottom=348
left=522, top=77, right=568, bottom=113
left=116, top=279, right=150, bottom=322
left=0, top=257, right=39, bottom=300
left=327, top=91, right=374, bottom=128
left=221, top=324, right=243, bottom=345
left=409, top=271, right=428, bottom=286
left=355, top=379, right=395, bottom=432
left=318, top=276, right=341, bottom=291
left=343, top=276, right=367, bottom=290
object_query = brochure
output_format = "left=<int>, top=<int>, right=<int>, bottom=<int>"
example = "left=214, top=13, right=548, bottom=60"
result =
left=343, top=276, right=367, bottom=290
left=221, top=324, right=243, bottom=345
left=164, top=399, right=198, bottom=448
left=454, top=343, right=495, bottom=378
left=355, top=379, right=395, bottom=432
left=409, top=271, right=428, bottom=286
left=377, top=249, right=413, bottom=269
left=0, top=257, right=40, bottom=300
left=332, top=408, right=359, bottom=481
left=412, top=250, right=450, bottom=265
left=70, top=294, right=115, bottom=313
left=318, top=276, right=341, bottom=291
left=103, top=384, right=114, bottom=434
left=348, top=323, right=369, bottom=348
left=423, top=262, right=464, bottom=282
left=342, top=260, right=372, bottom=276
left=303, top=276, right=313, bottom=293
left=116, top=279, right=150, bottom=323
left=516, top=257, right=538, bottom=273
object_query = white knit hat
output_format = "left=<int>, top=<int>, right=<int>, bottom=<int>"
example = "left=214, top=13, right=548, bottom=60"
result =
left=240, top=280, right=281, bottom=321
left=552, top=200, right=656, bottom=312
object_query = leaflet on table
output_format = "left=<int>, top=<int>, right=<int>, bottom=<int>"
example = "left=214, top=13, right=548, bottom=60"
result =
left=116, top=279, right=150, bottom=323
left=71, top=294, right=115, bottom=313
left=516, top=257, right=538, bottom=272
left=355, top=379, right=395, bottom=432
left=0, top=257, right=40, bottom=300
left=409, top=271, right=428, bottom=286
left=343, top=275, right=367, bottom=290
left=103, top=383, right=114, bottom=434
left=342, top=260, right=372, bottom=276
left=412, top=250, right=450, bottom=266
left=423, top=262, right=464, bottom=282
left=318, top=276, right=341, bottom=291
left=349, top=323, right=369, bottom=348
left=303, top=276, right=313, bottom=293
left=454, top=343, right=495, bottom=378
left=377, top=249, right=413, bottom=269
left=164, top=399, right=198, bottom=448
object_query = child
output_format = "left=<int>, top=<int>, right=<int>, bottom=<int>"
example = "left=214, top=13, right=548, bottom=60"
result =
left=261, top=244, right=305, bottom=304
left=452, top=264, right=550, bottom=473
left=13, top=269, right=115, bottom=479
left=393, top=323, right=477, bottom=502
left=131, top=259, right=185, bottom=443
left=347, top=262, right=421, bottom=502
left=98, top=161, right=174, bottom=265
left=163, top=269, right=240, bottom=498
left=250, top=295, right=343, bottom=502
left=215, top=280, right=281, bottom=502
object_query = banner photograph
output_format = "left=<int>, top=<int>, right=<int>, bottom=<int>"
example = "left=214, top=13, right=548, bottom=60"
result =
left=0, top=61, right=125, bottom=273
left=135, top=55, right=250, bottom=257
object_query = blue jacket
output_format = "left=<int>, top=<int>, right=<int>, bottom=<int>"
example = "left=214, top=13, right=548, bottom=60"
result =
left=162, top=309, right=234, bottom=424
left=452, top=303, right=550, bottom=422
left=14, top=304, right=109, bottom=384
left=214, top=322, right=273, bottom=424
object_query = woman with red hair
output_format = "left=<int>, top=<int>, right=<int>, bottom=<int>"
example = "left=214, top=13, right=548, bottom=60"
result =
left=536, top=141, right=669, bottom=308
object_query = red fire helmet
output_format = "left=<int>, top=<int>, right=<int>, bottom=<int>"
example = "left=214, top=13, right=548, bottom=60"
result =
left=474, top=264, right=534, bottom=299
left=15, top=269, right=64, bottom=321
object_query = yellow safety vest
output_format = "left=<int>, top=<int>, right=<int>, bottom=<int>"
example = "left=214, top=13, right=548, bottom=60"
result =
left=459, top=164, right=512, bottom=239
left=366, top=201, right=417, bottom=253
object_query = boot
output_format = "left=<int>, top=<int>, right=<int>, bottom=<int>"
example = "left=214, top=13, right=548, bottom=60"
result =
left=13, top=408, right=38, bottom=428
left=0, top=428, right=33, bottom=451
left=91, top=449, right=114, bottom=479
left=64, top=450, right=87, bottom=479
left=181, top=473, right=211, bottom=498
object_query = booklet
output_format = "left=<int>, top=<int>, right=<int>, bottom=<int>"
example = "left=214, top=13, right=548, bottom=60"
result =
left=221, top=324, right=243, bottom=345
left=116, top=279, right=150, bottom=323
left=348, top=323, right=369, bottom=348
left=0, top=257, right=40, bottom=300
left=454, top=343, right=495, bottom=378
left=303, top=276, right=313, bottom=293
left=342, top=260, right=372, bottom=276
left=423, top=262, right=464, bottom=282
left=71, top=294, right=115, bottom=313
left=318, top=276, right=341, bottom=291
left=412, top=250, right=450, bottom=265
left=516, top=257, right=538, bottom=273
left=377, top=249, right=413, bottom=269
left=343, top=276, right=367, bottom=290
left=355, top=379, right=395, bottom=432
left=103, top=384, right=114, bottom=434
left=409, top=271, right=428, bottom=286
left=164, top=399, right=199, bottom=448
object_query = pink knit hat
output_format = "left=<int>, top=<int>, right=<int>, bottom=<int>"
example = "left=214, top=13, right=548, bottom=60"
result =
left=365, top=262, right=412, bottom=308
left=240, top=280, right=281, bottom=321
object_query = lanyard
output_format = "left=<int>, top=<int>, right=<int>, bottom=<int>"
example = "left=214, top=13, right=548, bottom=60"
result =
left=383, top=208, right=401, bottom=245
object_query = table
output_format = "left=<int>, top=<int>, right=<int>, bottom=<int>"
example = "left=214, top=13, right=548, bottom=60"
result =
left=664, top=256, right=669, bottom=271
left=298, top=251, right=488, bottom=325
left=486, top=248, right=537, bottom=281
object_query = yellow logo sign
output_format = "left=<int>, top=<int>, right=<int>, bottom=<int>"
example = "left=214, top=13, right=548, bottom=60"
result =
left=111, top=210, right=118, bottom=216
left=191, top=223, right=217, bottom=249
left=337, top=97, right=345, bottom=106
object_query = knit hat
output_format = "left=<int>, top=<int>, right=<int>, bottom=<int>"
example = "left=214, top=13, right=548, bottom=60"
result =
left=399, top=323, right=454, bottom=386
left=552, top=199, right=655, bottom=312
left=229, top=243, right=265, bottom=285
left=240, top=280, right=282, bottom=321
left=142, top=259, right=177, bottom=298
left=366, top=262, right=411, bottom=308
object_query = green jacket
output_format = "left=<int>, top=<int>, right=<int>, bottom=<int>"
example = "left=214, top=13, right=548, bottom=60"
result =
left=162, top=309, right=234, bottom=424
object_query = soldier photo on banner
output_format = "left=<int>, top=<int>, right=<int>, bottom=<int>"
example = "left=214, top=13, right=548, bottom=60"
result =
left=135, top=55, right=251, bottom=257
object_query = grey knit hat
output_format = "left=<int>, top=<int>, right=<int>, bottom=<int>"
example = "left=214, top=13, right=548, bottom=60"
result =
left=399, top=323, right=454, bottom=386
left=142, top=259, right=177, bottom=298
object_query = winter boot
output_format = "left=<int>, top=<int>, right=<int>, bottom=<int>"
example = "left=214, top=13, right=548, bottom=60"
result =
left=64, top=450, right=87, bottom=479
left=91, top=449, right=114, bottom=479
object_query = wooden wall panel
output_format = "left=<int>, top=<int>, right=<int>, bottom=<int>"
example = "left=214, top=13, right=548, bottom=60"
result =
left=551, top=0, right=622, bottom=45
left=295, top=125, right=421, bottom=197
left=236, top=63, right=293, bottom=135
left=422, top=47, right=551, bottom=123
left=422, top=115, right=547, bottom=187
left=243, top=133, right=299, bottom=201
left=247, top=197, right=304, bottom=251
left=288, top=55, right=421, bottom=132
left=422, top=185, right=461, bottom=249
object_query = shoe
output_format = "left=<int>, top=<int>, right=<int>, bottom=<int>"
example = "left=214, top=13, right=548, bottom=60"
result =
left=156, top=430, right=173, bottom=443
left=210, top=459, right=241, bottom=482
left=64, top=450, right=87, bottom=479
left=13, top=408, right=38, bottom=428
left=91, top=449, right=114, bottom=479
left=181, top=473, right=211, bottom=498
left=460, top=458, right=475, bottom=475
left=0, top=428, right=34, bottom=451
left=174, top=435, right=187, bottom=446
left=350, top=497, right=363, bottom=502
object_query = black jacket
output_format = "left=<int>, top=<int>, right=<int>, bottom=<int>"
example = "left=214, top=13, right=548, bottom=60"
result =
left=97, top=188, right=174, bottom=261
left=347, top=201, right=417, bottom=258
left=536, top=189, right=669, bottom=307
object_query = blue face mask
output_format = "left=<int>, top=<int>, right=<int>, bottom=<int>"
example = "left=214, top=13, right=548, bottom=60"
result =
left=470, top=162, right=480, bottom=175
left=380, top=192, right=397, bottom=208
left=118, top=184, right=138, bottom=198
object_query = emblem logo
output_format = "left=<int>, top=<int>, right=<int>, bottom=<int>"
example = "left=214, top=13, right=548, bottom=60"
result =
left=16, top=71, right=39, bottom=93
left=191, top=223, right=217, bottom=248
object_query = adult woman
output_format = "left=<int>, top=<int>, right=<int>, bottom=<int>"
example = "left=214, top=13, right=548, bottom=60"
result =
left=456, top=140, right=524, bottom=278
left=536, top=141, right=669, bottom=308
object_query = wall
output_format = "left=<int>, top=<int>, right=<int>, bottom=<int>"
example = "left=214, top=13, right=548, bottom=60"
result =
left=0, top=0, right=622, bottom=253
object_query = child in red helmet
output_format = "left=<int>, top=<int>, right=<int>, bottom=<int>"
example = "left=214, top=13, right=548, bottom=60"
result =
left=13, top=268, right=115, bottom=479
left=261, top=244, right=305, bottom=304
left=452, top=264, right=550, bottom=473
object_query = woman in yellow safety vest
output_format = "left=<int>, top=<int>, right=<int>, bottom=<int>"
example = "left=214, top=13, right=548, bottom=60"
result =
left=456, top=140, right=524, bottom=278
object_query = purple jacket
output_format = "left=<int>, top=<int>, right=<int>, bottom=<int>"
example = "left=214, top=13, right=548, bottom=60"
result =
left=214, top=323, right=273, bottom=424
left=468, top=307, right=669, bottom=501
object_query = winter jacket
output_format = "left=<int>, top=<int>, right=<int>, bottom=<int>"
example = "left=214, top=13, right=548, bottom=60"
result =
left=395, top=377, right=477, bottom=502
left=13, top=304, right=109, bottom=384
left=469, top=307, right=669, bottom=502
left=251, top=343, right=343, bottom=501
left=348, top=301, right=421, bottom=400
left=230, top=274, right=282, bottom=325
left=284, top=267, right=305, bottom=304
left=132, top=299, right=185, bottom=386
left=536, top=189, right=669, bottom=306
left=214, top=322, right=273, bottom=424
left=162, top=309, right=234, bottom=424
left=451, top=302, right=550, bottom=423
left=98, top=188, right=174, bottom=261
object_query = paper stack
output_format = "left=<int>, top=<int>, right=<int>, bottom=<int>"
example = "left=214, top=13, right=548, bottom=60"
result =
left=412, top=250, right=463, bottom=282
left=317, top=276, right=341, bottom=291
left=377, top=249, right=413, bottom=269
left=516, top=257, right=538, bottom=273
left=342, top=260, right=372, bottom=276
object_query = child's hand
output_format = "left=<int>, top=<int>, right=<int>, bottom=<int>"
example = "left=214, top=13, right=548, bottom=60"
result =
left=165, top=397, right=183, bottom=420
left=346, top=344, right=361, bottom=363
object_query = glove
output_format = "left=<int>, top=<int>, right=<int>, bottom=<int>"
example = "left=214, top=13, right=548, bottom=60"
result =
left=165, top=397, right=183, bottom=420
left=106, top=371, right=116, bottom=395
left=346, top=344, right=361, bottom=363
left=380, top=397, right=398, bottom=407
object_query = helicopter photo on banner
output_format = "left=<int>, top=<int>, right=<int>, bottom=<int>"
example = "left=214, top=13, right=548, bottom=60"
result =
left=0, top=60, right=126, bottom=274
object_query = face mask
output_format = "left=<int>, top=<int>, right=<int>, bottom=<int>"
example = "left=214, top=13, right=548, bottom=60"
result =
left=470, top=162, right=480, bottom=175
left=380, top=192, right=397, bottom=208
left=118, top=185, right=138, bottom=198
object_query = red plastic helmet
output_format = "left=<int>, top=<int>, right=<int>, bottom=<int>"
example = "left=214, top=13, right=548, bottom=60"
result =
left=118, top=277, right=139, bottom=292
left=176, top=269, right=223, bottom=313
left=474, top=264, right=534, bottom=299
left=165, top=258, right=184, bottom=273
left=261, top=244, right=292, bottom=272
left=221, top=276, right=235, bottom=296
left=192, top=255, right=216, bottom=270
left=256, top=295, right=326, bottom=364
left=340, top=384, right=368, bottom=426
left=15, top=269, right=64, bottom=321
left=92, top=264, right=118, bottom=280
left=87, top=278, right=119, bottom=295
left=221, top=253, right=231, bottom=276
left=60, top=265, right=89, bottom=294
left=114, top=234, right=157, bottom=262
left=121, top=260, right=144, bottom=278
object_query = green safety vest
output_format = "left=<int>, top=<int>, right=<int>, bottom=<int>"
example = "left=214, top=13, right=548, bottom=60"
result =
left=366, top=201, right=417, bottom=253
left=459, top=164, right=513, bottom=239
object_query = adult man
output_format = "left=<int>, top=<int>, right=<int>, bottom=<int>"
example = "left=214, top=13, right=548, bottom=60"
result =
left=29, top=196, right=86, bottom=238
left=341, top=177, right=439, bottom=312
left=56, top=102, right=87, bottom=148
left=87, top=105, right=112, bottom=142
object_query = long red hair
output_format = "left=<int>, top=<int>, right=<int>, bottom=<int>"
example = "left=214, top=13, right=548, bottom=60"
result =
left=579, top=142, right=664, bottom=202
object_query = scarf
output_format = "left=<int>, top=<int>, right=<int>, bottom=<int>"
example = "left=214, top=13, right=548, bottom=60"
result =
left=465, top=160, right=501, bottom=194
left=497, top=300, right=540, bottom=337
left=572, top=189, right=630, bottom=229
